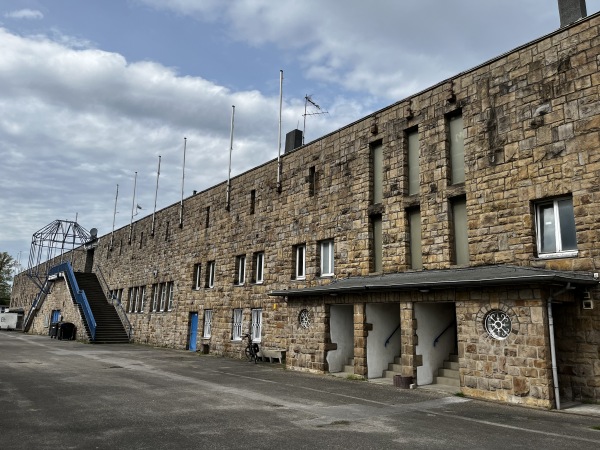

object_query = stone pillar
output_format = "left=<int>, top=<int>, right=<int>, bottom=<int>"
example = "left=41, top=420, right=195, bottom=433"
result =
left=354, top=302, right=368, bottom=378
left=398, top=301, right=417, bottom=387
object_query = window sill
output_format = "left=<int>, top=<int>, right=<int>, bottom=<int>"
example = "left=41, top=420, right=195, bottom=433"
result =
left=535, top=251, right=578, bottom=260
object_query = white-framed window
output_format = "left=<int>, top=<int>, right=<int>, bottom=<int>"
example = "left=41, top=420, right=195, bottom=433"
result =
left=235, top=255, right=246, bottom=285
left=159, top=283, right=167, bottom=312
left=138, top=286, right=145, bottom=313
left=203, top=309, right=213, bottom=338
left=254, top=252, right=264, bottom=284
left=320, top=240, right=334, bottom=276
left=167, top=282, right=174, bottom=311
left=206, top=261, right=215, bottom=288
left=152, top=284, right=159, bottom=312
left=535, top=197, right=577, bottom=258
left=294, top=244, right=306, bottom=280
left=128, top=287, right=135, bottom=313
left=232, top=308, right=243, bottom=341
left=193, top=263, right=201, bottom=290
left=251, top=308, right=262, bottom=342
left=132, top=287, right=140, bottom=313
left=449, top=113, right=465, bottom=185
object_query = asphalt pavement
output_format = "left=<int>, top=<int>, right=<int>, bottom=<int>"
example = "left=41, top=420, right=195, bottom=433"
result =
left=1, top=331, right=600, bottom=449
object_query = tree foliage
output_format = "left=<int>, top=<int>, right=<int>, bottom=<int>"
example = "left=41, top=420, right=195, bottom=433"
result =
left=0, top=252, right=15, bottom=306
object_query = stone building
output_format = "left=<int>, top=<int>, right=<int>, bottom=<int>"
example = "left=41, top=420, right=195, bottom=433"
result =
left=11, top=1, right=600, bottom=409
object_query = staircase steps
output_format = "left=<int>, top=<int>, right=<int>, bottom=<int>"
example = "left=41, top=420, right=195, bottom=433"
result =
left=382, top=356, right=402, bottom=379
left=73, top=272, right=130, bottom=344
left=431, top=354, right=460, bottom=388
left=343, top=358, right=355, bottom=373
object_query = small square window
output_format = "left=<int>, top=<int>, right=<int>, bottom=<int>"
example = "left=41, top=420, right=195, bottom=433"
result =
left=535, top=197, right=577, bottom=258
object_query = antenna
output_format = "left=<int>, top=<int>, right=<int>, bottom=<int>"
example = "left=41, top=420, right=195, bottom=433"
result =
left=303, top=94, right=328, bottom=144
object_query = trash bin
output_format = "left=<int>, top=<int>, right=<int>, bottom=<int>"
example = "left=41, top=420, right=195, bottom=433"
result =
left=58, top=322, right=76, bottom=340
left=49, top=322, right=59, bottom=338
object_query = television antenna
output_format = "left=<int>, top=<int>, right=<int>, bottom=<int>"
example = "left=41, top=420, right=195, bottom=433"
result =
left=303, top=95, right=328, bottom=144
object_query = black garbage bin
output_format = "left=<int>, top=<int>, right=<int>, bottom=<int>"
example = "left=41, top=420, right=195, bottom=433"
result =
left=58, top=322, right=76, bottom=340
left=49, top=322, right=59, bottom=338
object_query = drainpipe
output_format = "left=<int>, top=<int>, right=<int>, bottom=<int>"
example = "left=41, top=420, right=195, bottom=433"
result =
left=547, top=282, right=573, bottom=411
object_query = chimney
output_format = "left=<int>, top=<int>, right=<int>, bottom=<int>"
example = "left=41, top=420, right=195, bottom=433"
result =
left=284, top=129, right=303, bottom=153
left=558, top=0, right=587, bottom=27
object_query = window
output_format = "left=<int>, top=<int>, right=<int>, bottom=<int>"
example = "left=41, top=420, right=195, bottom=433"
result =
left=451, top=196, right=469, bottom=265
left=232, top=308, right=243, bottom=341
left=535, top=197, right=577, bottom=257
left=250, top=190, right=256, bottom=214
left=151, top=284, right=159, bottom=312
left=448, top=113, right=465, bottom=184
left=235, top=255, right=246, bottom=285
left=371, top=215, right=382, bottom=273
left=205, top=206, right=210, bottom=229
left=167, top=282, right=174, bottom=311
left=293, top=244, right=306, bottom=280
left=159, top=283, right=167, bottom=311
left=193, top=263, right=202, bottom=290
left=251, top=309, right=262, bottom=342
left=206, top=261, right=215, bottom=288
left=408, top=208, right=423, bottom=270
left=128, top=288, right=135, bottom=313
left=320, top=240, right=334, bottom=276
left=371, top=141, right=383, bottom=204
left=137, top=286, right=146, bottom=313
left=253, top=252, right=264, bottom=284
left=407, top=128, right=420, bottom=195
left=203, top=309, right=213, bottom=338
left=308, top=166, right=316, bottom=197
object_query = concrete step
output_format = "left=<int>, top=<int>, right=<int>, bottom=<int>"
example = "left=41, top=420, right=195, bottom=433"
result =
left=448, top=354, right=459, bottom=363
left=387, top=363, right=402, bottom=372
left=383, top=370, right=400, bottom=379
left=343, top=365, right=354, bottom=373
left=438, top=368, right=459, bottom=379
left=444, top=361, right=459, bottom=370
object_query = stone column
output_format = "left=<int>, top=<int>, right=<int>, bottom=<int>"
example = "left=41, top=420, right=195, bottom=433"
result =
left=398, top=301, right=417, bottom=387
left=354, top=302, right=368, bottom=378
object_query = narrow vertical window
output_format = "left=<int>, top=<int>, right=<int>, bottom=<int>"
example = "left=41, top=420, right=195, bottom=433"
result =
left=449, top=113, right=465, bottom=184
left=203, top=309, right=213, bottom=338
left=138, top=286, right=146, bottom=313
left=308, top=166, right=316, bottom=197
left=167, top=282, right=174, bottom=311
left=152, top=284, right=159, bottom=312
left=159, top=283, right=167, bottom=311
left=451, top=196, right=469, bottom=265
left=128, top=288, right=135, bottom=313
left=235, top=255, right=246, bottom=285
left=371, top=215, right=383, bottom=273
left=205, top=206, right=210, bottom=229
left=254, top=252, right=264, bottom=284
left=133, top=287, right=140, bottom=313
left=139, top=232, right=144, bottom=249
left=232, top=308, right=243, bottom=341
left=371, top=141, right=383, bottom=204
left=408, top=208, right=423, bottom=270
left=206, top=261, right=215, bottom=288
left=251, top=308, right=262, bottom=342
left=320, top=240, right=334, bottom=276
left=294, top=244, right=306, bottom=280
left=165, top=221, right=170, bottom=241
left=250, top=190, right=256, bottom=214
left=407, top=128, right=420, bottom=195
left=193, top=263, right=201, bottom=290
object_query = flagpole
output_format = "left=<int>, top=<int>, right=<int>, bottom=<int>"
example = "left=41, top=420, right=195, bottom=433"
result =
left=110, top=184, right=119, bottom=249
left=152, top=156, right=161, bottom=236
left=179, top=138, right=186, bottom=227
left=129, top=171, right=137, bottom=243
left=226, top=105, right=235, bottom=210
left=277, top=69, right=283, bottom=193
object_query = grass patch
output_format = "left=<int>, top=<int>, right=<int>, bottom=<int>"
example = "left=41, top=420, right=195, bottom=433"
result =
left=454, top=392, right=465, bottom=397
left=591, top=425, right=600, bottom=431
left=346, top=374, right=366, bottom=381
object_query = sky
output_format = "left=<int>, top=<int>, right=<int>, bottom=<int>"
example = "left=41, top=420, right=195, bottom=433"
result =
left=1, top=0, right=599, bottom=274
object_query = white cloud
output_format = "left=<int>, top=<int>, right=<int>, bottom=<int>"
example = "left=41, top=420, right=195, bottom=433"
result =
left=4, top=9, right=44, bottom=20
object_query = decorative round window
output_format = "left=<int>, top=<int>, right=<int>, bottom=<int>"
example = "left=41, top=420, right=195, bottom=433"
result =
left=484, top=310, right=512, bottom=340
left=298, top=309, right=311, bottom=329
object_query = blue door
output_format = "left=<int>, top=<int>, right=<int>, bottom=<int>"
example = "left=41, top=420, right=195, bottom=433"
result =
left=51, top=310, right=61, bottom=323
left=188, top=312, right=198, bottom=352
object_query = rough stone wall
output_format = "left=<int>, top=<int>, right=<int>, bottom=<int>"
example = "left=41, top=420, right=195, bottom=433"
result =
left=10, top=12, right=600, bottom=404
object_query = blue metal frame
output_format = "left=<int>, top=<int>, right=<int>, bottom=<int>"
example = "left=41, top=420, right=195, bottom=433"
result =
left=49, top=262, right=96, bottom=340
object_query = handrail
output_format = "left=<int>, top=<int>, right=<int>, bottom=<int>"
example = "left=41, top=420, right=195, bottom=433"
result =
left=433, top=319, right=456, bottom=347
left=49, top=261, right=96, bottom=340
left=94, top=264, right=133, bottom=340
left=384, top=324, right=400, bottom=347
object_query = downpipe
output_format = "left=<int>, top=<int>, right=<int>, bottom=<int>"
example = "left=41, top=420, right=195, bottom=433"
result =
left=547, top=283, right=573, bottom=411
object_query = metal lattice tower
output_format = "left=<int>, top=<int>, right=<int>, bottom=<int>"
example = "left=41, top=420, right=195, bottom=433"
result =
left=26, top=220, right=94, bottom=289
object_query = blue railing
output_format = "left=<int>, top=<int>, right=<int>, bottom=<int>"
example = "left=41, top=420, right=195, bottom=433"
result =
left=384, top=324, right=400, bottom=347
left=49, top=262, right=96, bottom=340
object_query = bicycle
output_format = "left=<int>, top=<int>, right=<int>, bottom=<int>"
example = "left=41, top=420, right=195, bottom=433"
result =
left=243, top=333, right=260, bottom=363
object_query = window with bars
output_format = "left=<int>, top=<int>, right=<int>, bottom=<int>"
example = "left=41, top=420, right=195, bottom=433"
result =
left=251, top=308, right=262, bottom=342
left=203, top=309, right=213, bottom=338
left=232, top=308, right=243, bottom=341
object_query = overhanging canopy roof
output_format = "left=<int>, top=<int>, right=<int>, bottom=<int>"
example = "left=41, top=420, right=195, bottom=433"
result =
left=268, top=265, right=598, bottom=298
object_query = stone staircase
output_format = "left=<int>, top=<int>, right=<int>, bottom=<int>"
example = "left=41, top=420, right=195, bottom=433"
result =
left=430, top=354, right=460, bottom=390
left=74, top=272, right=130, bottom=344
left=330, top=357, right=356, bottom=378
left=382, top=356, right=402, bottom=380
